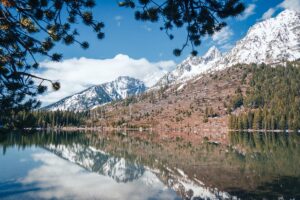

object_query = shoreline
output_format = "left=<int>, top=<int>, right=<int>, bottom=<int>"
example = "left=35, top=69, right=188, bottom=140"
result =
left=26, top=127, right=300, bottom=133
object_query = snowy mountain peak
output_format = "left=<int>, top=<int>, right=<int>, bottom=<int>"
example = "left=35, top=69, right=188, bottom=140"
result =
left=103, top=76, right=146, bottom=99
left=116, top=76, right=132, bottom=81
left=154, top=47, right=222, bottom=86
left=246, top=9, right=299, bottom=36
left=155, top=9, right=300, bottom=86
left=45, top=76, right=146, bottom=112
left=203, top=46, right=222, bottom=62
left=247, top=9, right=299, bottom=37
left=276, top=9, right=299, bottom=20
left=223, top=9, right=300, bottom=66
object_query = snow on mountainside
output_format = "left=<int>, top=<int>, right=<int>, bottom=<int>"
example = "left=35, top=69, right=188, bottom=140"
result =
left=218, top=9, right=300, bottom=68
left=45, top=76, right=146, bottom=112
left=155, top=46, right=222, bottom=86
left=46, top=144, right=146, bottom=183
left=156, top=9, right=300, bottom=86
left=45, top=143, right=232, bottom=199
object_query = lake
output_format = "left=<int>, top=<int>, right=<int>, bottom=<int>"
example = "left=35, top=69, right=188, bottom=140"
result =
left=0, top=130, right=299, bottom=200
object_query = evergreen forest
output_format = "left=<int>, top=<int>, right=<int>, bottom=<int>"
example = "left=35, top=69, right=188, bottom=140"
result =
left=229, top=62, right=300, bottom=131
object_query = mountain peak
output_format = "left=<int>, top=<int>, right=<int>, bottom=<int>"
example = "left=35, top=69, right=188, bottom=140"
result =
left=116, top=76, right=134, bottom=81
left=225, top=9, right=300, bottom=65
left=115, top=76, right=144, bottom=83
left=276, top=9, right=299, bottom=18
left=154, top=9, right=300, bottom=87
left=248, top=9, right=300, bottom=34
left=203, top=46, right=222, bottom=61
left=45, top=76, right=146, bottom=112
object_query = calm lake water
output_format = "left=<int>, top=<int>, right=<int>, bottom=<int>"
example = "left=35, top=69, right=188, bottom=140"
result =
left=0, top=131, right=299, bottom=200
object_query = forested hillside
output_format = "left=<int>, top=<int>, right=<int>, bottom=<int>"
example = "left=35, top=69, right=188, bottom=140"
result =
left=94, top=61, right=300, bottom=132
left=229, top=62, right=300, bottom=131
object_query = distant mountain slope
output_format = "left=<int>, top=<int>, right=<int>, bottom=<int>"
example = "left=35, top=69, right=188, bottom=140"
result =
left=45, top=76, right=146, bottom=112
left=218, top=9, right=300, bottom=67
left=156, top=9, right=300, bottom=86
left=155, top=46, right=222, bottom=86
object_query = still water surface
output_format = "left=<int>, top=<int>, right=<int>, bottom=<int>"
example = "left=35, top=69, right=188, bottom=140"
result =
left=0, top=131, right=299, bottom=200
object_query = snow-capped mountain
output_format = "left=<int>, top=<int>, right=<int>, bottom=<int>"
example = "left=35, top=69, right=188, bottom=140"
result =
left=155, top=46, right=222, bottom=86
left=46, top=144, right=146, bottom=183
left=45, top=76, right=146, bottom=111
left=223, top=9, right=300, bottom=66
left=45, top=143, right=232, bottom=199
left=156, top=9, right=300, bottom=86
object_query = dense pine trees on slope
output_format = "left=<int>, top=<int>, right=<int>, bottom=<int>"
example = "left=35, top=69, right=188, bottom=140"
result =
left=229, top=62, right=300, bottom=131
left=0, top=110, right=89, bottom=129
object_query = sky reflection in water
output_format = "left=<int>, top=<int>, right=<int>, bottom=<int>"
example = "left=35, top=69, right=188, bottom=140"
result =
left=0, top=147, right=178, bottom=200
left=0, top=131, right=300, bottom=200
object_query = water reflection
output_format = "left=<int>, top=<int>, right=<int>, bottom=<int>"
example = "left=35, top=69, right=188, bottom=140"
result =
left=0, top=131, right=299, bottom=199
left=21, top=152, right=177, bottom=200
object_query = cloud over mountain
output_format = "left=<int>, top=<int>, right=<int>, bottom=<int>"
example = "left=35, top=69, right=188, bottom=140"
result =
left=36, top=55, right=175, bottom=105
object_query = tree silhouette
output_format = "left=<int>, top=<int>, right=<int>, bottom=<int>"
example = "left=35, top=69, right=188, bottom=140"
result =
left=121, top=0, right=245, bottom=56
left=0, top=0, right=105, bottom=123
left=0, top=0, right=245, bottom=126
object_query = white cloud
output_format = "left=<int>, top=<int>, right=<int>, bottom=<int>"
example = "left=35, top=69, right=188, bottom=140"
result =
left=261, top=8, right=276, bottom=20
left=36, top=55, right=175, bottom=105
left=212, top=26, right=234, bottom=45
left=19, top=152, right=177, bottom=200
left=237, top=4, right=256, bottom=20
left=279, top=0, right=300, bottom=12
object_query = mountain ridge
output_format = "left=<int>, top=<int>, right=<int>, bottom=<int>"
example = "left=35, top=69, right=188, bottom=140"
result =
left=156, top=9, right=300, bottom=86
left=154, top=46, right=222, bottom=87
left=45, top=76, right=146, bottom=112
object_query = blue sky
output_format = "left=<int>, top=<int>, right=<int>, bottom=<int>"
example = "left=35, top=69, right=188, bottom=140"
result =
left=37, top=0, right=299, bottom=105
left=52, top=0, right=284, bottom=63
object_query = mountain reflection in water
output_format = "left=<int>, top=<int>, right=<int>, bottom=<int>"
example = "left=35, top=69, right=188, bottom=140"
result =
left=0, top=130, right=299, bottom=200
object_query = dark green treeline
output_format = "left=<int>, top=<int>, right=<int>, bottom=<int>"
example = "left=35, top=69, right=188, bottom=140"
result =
left=229, top=62, right=300, bottom=130
left=0, top=110, right=89, bottom=129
